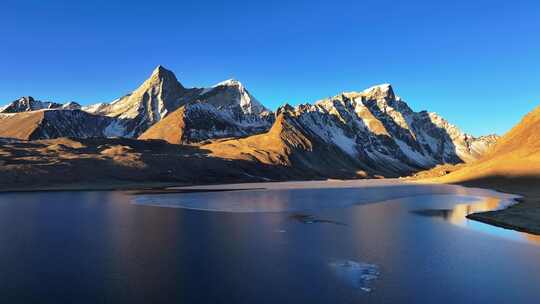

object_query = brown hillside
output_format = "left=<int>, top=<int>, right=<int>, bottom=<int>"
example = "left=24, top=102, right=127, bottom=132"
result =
left=0, top=111, right=44, bottom=140
left=431, top=105, right=540, bottom=235
left=0, top=137, right=308, bottom=190
left=202, top=110, right=370, bottom=178
left=202, top=112, right=312, bottom=166
left=138, top=107, right=187, bottom=144
left=439, top=105, right=540, bottom=182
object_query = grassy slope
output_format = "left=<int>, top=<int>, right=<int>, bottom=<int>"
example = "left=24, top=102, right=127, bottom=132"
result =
left=432, top=105, right=540, bottom=234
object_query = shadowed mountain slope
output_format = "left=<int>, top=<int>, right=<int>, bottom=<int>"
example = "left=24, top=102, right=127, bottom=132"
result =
left=0, top=110, right=113, bottom=140
left=201, top=106, right=371, bottom=178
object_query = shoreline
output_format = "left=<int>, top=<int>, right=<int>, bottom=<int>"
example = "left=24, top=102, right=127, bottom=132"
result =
left=456, top=179, right=540, bottom=236
left=1, top=177, right=538, bottom=236
left=0, top=178, right=324, bottom=194
left=0, top=181, right=190, bottom=194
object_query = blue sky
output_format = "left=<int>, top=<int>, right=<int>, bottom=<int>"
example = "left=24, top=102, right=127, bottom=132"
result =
left=2, top=0, right=539, bottom=136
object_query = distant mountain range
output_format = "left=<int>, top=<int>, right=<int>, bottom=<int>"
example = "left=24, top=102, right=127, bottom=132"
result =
left=0, top=66, right=498, bottom=177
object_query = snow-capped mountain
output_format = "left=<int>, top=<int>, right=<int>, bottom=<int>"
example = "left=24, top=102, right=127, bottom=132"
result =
left=200, top=84, right=498, bottom=177
left=83, top=65, right=197, bottom=137
left=0, top=66, right=498, bottom=177
left=140, top=78, right=274, bottom=143
left=263, top=84, right=497, bottom=175
left=84, top=66, right=273, bottom=138
left=0, top=66, right=273, bottom=141
left=198, top=79, right=269, bottom=116
left=139, top=101, right=274, bottom=144
left=0, top=96, right=62, bottom=113
left=202, top=105, right=369, bottom=178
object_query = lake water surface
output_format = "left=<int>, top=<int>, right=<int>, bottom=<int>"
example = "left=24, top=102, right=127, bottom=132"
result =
left=0, top=180, right=539, bottom=303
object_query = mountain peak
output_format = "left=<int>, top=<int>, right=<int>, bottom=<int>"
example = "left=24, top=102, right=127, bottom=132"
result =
left=362, top=83, right=395, bottom=100
left=363, top=83, right=392, bottom=93
left=20, top=96, right=35, bottom=102
left=150, top=65, right=180, bottom=82
left=152, top=64, right=167, bottom=74
left=277, top=103, right=295, bottom=115
left=214, top=79, right=243, bottom=88
left=202, top=78, right=268, bottom=115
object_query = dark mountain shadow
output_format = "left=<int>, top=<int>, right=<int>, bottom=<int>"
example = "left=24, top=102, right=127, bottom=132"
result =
left=0, top=137, right=348, bottom=190
left=413, top=111, right=462, bottom=164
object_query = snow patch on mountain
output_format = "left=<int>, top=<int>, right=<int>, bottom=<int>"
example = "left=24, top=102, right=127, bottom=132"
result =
left=199, top=78, right=269, bottom=116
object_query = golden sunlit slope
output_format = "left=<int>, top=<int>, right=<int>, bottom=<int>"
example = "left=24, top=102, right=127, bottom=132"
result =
left=201, top=109, right=371, bottom=178
left=202, top=111, right=312, bottom=166
left=138, top=107, right=187, bottom=144
left=439, top=104, right=540, bottom=182
left=424, top=105, right=540, bottom=235
left=0, top=111, right=45, bottom=140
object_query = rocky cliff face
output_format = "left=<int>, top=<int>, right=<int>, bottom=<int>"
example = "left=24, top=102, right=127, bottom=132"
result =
left=270, top=84, right=498, bottom=175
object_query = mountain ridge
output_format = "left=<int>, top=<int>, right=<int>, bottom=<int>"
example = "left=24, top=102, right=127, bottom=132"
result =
left=0, top=65, right=498, bottom=177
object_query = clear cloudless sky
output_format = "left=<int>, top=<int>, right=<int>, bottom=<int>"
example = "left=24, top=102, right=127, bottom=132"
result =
left=2, top=0, right=539, bottom=136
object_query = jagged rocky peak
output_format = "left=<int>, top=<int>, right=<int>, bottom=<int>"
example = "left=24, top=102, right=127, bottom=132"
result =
left=276, top=103, right=296, bottom=115
left=200, top=78, right=269, bottom=115
left=267, top=83, right=499, bottom=176
left=82, top=65, right=192, bottom=137
left=146, top=65, right=186, bottom=91
left=79, top=66, right=275, bottom=140
left=0, top=96, right=62, bottom=113
left=139, top=92, right=275, bottom=144
left=362, top=83, right=395, bottom=99
left=317, top=83, right=397, bottom=105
